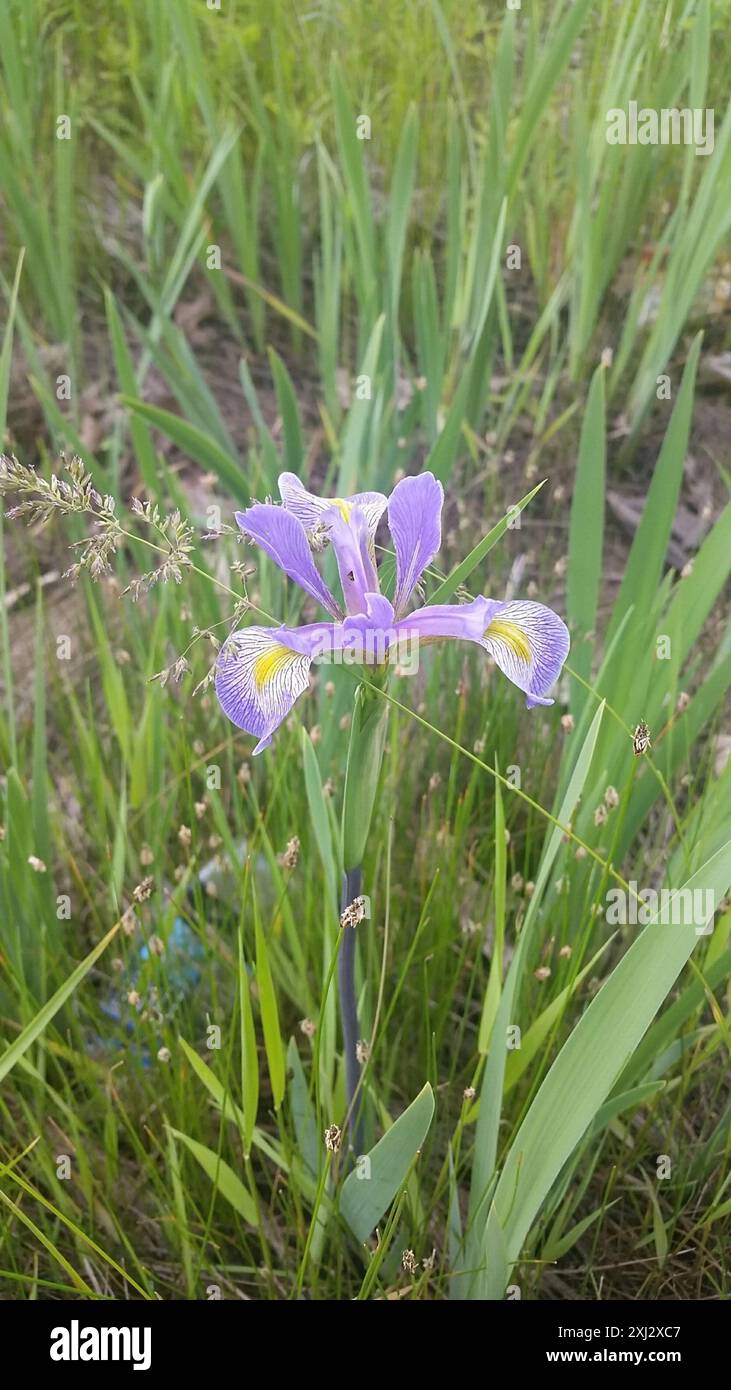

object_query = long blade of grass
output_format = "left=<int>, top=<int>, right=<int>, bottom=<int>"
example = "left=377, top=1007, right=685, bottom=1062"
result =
left=428, top=480, right=547, bottom=604
left=340, top=1082, right=435, bottom=1243
left=492, top=843, right=731, bottom=1273
left=0, top=923, right=120, bottom=1085
left=567, top=362, right=606, bottom=716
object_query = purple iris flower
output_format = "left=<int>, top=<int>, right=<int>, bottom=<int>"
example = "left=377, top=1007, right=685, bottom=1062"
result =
left=215, top=471, right=570, bottom=753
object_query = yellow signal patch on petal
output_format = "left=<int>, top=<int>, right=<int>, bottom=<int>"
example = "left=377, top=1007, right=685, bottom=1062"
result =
left=484, top=617, right=533, bottom=665
left=334, top=498, right=352, bottom=522
left=254, top=643, right=297, bottom=689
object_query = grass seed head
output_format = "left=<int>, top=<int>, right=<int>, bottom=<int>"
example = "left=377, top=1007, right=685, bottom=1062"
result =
left=324, top=1124, right=341, bottom=1153
left=340, top=895, right=367, bottom=930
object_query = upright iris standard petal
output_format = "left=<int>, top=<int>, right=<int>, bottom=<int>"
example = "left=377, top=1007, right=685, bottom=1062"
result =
left=215, top=622, right=339, bottom=754
left=482, top=600, right=569, bottom=707
left=388, top=472, right=444, bottom=617
left=235, top=503, right=341, bottom=619
left=278, top=472, right=388, bottom=542
left=396, top=595, right=569, bottom=707
left=323, top=503, right=380, bottom=616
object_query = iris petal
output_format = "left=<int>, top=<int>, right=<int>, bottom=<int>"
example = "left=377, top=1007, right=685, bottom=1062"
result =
left=322, top=503, right=380, bottom=615
left=387, top=472, right=444, bottom=616
left=482, top=601, right=570, bottom=706
left=215, top=624, right=333, bottom=754
left=278, top=472, right=388, bottom=542
left=395, top=595, right=497, bottom=644
left=341, top=592, right=396, bottom=665
left=235, top=503, right=341, bottom=618
left=396, top=596, right=569, bottom=706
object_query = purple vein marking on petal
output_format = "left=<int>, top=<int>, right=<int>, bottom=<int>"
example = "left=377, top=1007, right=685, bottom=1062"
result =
left=277, top=473, right=328, bottom=532
left=482, top=600, right=570, bottom=707
left=395, top=596, right=569, bottom=707
left=235, top=503, right=341, bottom=618
left=388, top=472, right=444, bottom=617
left=214, top=624, right=320, bottom=754
left=278, top=472, right=388, bottom=542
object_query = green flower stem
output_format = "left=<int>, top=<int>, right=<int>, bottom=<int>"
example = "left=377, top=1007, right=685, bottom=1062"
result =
left=341, top=681, right=389, bottom=874
left=339, top=864, right=364, bottom=1154
left=339, top=679, right=389, bottom=1152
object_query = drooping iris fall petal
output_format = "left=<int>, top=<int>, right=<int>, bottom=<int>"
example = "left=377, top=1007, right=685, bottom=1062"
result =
left=396, top=595, right=569, bottom=707
left=482, top=600, right=570, bottom=707
left=278, top=472, right=388, bottom=542
left=214, top=622, right=340, bottom=754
